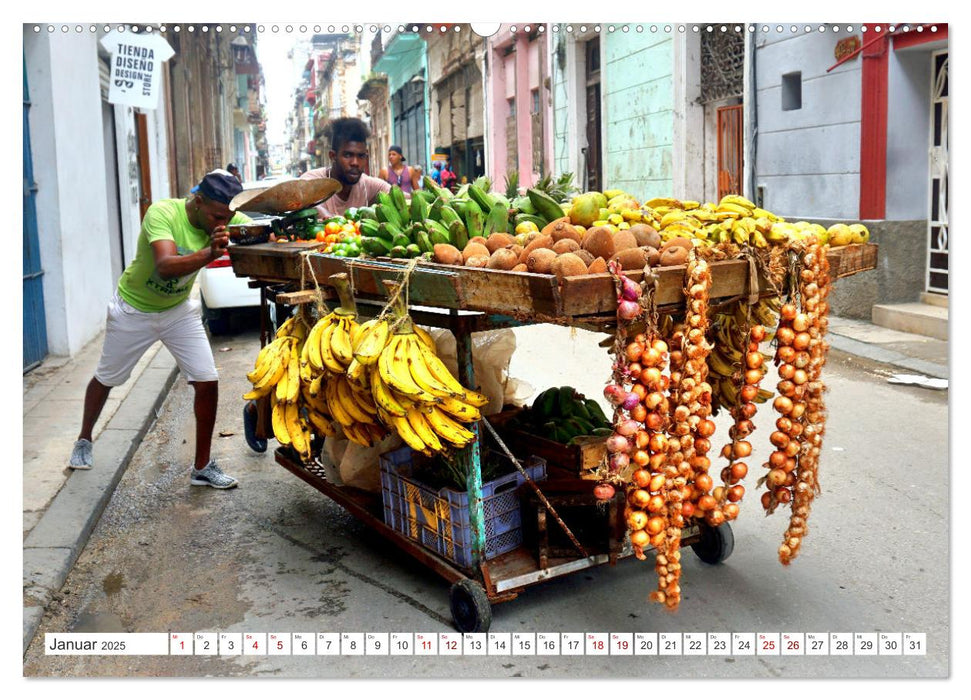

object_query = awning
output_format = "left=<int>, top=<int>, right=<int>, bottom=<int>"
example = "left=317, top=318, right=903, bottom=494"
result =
left=373, top=32, right=423, bottom=74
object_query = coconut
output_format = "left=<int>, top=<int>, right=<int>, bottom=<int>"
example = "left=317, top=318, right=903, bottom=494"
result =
left=526, top=247, right=557, bottom=274
left=543, top=217, right=582, bottom=244
left=659, top=246, right=689, bottom=266
left=487, top=248, right=519, bottom=270
left=551, top=253, right=589, bottom=280
left=485, top=232, right=515, bottom=253
left=465, top=255, right=490, bottom=268
left=587, top=257, right=608, bottom=274
left=552, top=238, right=581, bottom=255
left=611, top=247, right=651, bottom=271
left=628, top=223, right=661, bottom=249
left=433, top=243, right=463, bottom=266
left=519, top=235, right=554, bottom=264
left=462, top=242, right=491, bottom=263
left=661, top=236, right=693, bottom=252
left=575, top=249, right=596, bottom=266
left=580, top=226, right=616, bottom=261
left=612, top=230, right=638, bottom=252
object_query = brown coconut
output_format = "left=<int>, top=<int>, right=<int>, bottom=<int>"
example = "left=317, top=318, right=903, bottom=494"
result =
left=612, top=230, right=638, bottom=252
left=575, top=249, right=596, bottom=267
left=552, top=238, right=581, bottom=255
left=462, top=241, right=490, bottom=263
left=643, top=246, right=660, bottom=266
left=519, top=235, right=554, bottom=264
left=543, top=217, right=582, bottom=244
left=551, top=253, right=589, bottom=280
left=661, top=236, right=693, bottom=252
left=587, top=257, right=608, bottom=274
left=487, top=248, right=520, bottom=271
left=433, top=243, right=463, bottom=266
left=485, top=232, right=515, bottom=253
left=659, top=246, right=689, bottom=266
left=580, top=226, right=616, bottom=261
left=464, top=255, right=490, bottom=268
left=526, top=248, right=557, bottom=274
left=511, top=263, right=528, bottom=273
left=611, top=247, right=651, bottom=271
left=628, top=223, right=661, bottom=249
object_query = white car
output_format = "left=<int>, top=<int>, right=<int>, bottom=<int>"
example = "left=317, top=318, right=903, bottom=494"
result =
left=199, top=179, right=291, bottom=333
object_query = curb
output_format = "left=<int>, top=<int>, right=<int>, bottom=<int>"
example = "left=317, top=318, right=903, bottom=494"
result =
left=827, top=332, right=949, bottom=381
left=22, top=350, right=180, bottom=656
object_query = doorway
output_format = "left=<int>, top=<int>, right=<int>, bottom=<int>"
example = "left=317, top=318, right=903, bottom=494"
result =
left=925, top=50, right=948, bottom=295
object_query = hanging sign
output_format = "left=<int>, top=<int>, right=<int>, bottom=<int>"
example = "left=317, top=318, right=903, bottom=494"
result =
left=99, top=30, right=175, bottom=110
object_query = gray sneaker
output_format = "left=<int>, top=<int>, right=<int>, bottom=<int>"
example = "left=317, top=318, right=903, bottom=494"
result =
left=69, top=439, right=93, bottom=470
left=190, top=460, right=238, bottom=489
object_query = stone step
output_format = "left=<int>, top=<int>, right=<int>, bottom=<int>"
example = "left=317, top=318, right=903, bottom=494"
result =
left=871, top=302, right=948, bottom=341
left=920, top=291, right=949, bottom=308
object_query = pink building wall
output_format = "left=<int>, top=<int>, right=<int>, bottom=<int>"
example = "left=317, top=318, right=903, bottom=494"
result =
left=486, top=26, right=552, bottom=191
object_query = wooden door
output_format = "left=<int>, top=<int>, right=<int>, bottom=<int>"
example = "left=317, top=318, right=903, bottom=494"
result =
left=717, top=104, right=743, bottom=200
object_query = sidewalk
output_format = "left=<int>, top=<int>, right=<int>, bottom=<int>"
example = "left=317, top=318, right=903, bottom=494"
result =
left=22, top=333, right=179, bottom=654
left=19, top=314, right=947, bottom=655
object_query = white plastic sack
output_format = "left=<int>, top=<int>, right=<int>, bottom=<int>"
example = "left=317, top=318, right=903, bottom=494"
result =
left=428, top=327, right=533, bottom=414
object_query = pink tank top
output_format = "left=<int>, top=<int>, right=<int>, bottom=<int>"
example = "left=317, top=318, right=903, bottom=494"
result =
left=387, top=165, right=413, bottom=193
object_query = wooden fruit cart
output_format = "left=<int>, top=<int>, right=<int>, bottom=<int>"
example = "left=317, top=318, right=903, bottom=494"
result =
left=229, top=241, right=878, bottom=633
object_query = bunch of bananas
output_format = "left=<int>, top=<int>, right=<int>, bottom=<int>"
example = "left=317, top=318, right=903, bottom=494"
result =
left=299, top=274, right=390, bottom=449
left=243, top=310, right=328, bottom=461
left=706, top=297, right=781, bottom=414
left=351, top=288, right=489, bottom=456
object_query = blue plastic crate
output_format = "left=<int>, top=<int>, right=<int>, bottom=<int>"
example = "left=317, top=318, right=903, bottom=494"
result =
left=379, top=446, right=547, bottom=569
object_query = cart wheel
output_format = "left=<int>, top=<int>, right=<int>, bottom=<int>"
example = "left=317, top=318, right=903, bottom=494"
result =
left=449, top=579, right=492, bottom=633
left=690, top=521, right=735, bottom=565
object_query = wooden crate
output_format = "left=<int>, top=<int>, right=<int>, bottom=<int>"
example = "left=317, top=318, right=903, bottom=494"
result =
left=519, top=478, right=627, bottom=567
left=489, top=409, right=607, bottom=479
left=228, top=241, right=326, bottom=283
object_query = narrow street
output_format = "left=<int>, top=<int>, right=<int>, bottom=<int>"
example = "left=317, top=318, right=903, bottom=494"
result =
left=24, top=320, right=948, bottom=679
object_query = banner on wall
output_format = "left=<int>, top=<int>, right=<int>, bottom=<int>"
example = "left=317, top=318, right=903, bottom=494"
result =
left=99, top=31, right=175, bottom=109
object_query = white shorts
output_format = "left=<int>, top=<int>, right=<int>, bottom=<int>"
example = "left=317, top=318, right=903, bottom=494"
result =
left=94, top=293, right=218, bottom=387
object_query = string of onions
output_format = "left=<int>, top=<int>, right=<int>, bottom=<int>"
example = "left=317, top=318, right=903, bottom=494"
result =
left=712, top=315, right=767, bottom=524
left=779, top=240, right=832, bottom=565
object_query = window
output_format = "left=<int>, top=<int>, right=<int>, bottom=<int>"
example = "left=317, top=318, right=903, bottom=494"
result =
left=782, top=72, right=802, bottom=111
left=531, top=89, right=540, bottom=114
left=508, top=97, right=516, bottom=119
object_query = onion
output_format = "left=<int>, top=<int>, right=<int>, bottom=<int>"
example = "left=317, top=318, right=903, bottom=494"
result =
left=594, top=483, right=616, bottom=500
left=621, top=276, right=642, bottom=301
left=617, top=299, right=642, bottom=321
left=730, top=462, right=748, bottom=479
left=606, top=434, right=630, bottom=454
left=622, top=391, right=642, bottom=410
left=628, top=511, right=648, bottom=531
left=626, top=342, right=644, bottom=362
left=604, top=384, right=627, bottom=406
left=609, top=452, right=630, bottom=472
left=630, top=488, right=651, bottom=508
left=750, top=325, right=766, bottom=343
left=649, top=474, right=666, bottom=492
left=632, top=468, right=652, bottom=488
left=616, top=419, right=640, bottom=437
left=696, top=419, right=716, bottom=438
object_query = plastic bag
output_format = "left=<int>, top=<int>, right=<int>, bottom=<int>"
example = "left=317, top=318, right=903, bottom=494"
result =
left=428, top=327, right=533, bottom=415
left=337, top=432, right=404, bottom=493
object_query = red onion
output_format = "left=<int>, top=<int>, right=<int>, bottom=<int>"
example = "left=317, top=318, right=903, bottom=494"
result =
left=593, top=483, right=615, bottom=500
left=609, top=452, right=630, bottom=472
left=620, top=277, right=642, bottom=301
left=617, top=299, right=642, bottom=321
left=616, top=419, right=640, bottom=437
left=604, top=384, right=627, bottom=406
left=606, top=434, right=630, bottom=454
left=622, top=392, right=641, bottom=411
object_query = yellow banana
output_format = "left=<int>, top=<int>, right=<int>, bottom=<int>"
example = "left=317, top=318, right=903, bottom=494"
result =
left=286, top=401, right=309, bottom=458
left=349, top=382, right=378, bottom=417
left=342, top=422, right=374, bottom=448
left=427, top=406, right=475, bottom=447
left=386, top=411, right=430, bottom=455
left=414, top=340, right=466, bottom=395
left=364, top=423, right=389, bottom=444
left=336, top=376, right=375, bottom=425
left=246, top=337, right=283, bottom=383
left=403, top=335, right=461, bottom=399
left=370, top=366, right=408, bottom=417
left=271, top=396, right=291, bottom=445
left=305, top=318, right=328, bottom=372
left=413, top=325, right=436, bottom=351
left=353, top=318, right=391, bottom=365
left=645, top=197, right=683, bottom=209
left=406, top=406, right=443, bottom=453
left=437, top=394, right=481, bottom=423
left=325, top=377, right=354, bottom=427
left=274, top=313, right=296, bottom=339
left=379, top=335, right=437, bottom=403
left=275, top=361, right=289, bottom=402
left=306, top=407, right=337, bottom=438
left=248, top=339, right=290, bottom=395
left=345, top=357, right=368, bottom=389
left=286, top=349, right=300, bottom=403
left=330, top=316, right=355, bottom=367
left=349, top=317, right=365, bottom=350
left=720, top=194, right=757, bottom=210
left=309, top=372, right=326, bottom=398
left=318, top=320, right=345, bottom=375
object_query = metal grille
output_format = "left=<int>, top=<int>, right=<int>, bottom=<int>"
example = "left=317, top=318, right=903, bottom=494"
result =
left=701, top=27, right=745, bottom=103
left=926, top=51, right=948, bottom=295
left=23, top=61, right=48, bottom=372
